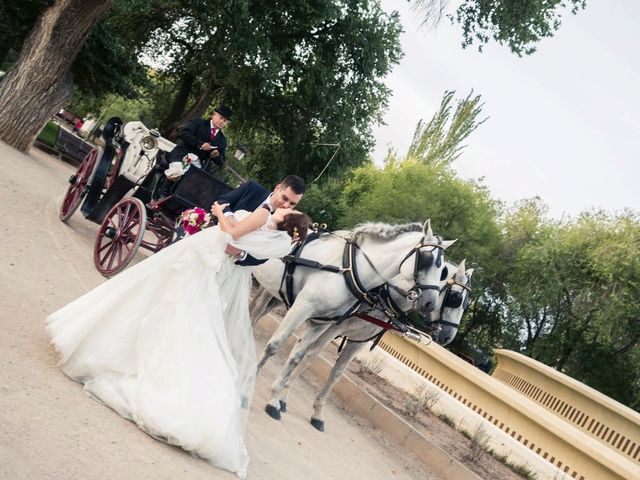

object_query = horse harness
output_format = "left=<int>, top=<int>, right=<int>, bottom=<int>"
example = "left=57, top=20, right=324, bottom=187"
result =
left=278, top=228, right=445, bottom=350
left=431, top=274, right=472, bottom=330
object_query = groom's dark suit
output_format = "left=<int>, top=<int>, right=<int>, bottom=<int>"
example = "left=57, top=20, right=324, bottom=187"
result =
left=216, top=181, right=273, bottom=267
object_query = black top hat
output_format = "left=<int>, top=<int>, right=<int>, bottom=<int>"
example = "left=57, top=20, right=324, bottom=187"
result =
left=214, top=105, right=233, bottom=120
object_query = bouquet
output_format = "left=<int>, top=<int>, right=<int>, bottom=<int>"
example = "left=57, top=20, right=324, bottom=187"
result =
left=180, top=207, right=211, bottom=235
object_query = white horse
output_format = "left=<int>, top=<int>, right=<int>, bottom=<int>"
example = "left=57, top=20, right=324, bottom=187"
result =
left=251, top=220, right=455, bottom=413
left=252, top=261, right=473, bottom=430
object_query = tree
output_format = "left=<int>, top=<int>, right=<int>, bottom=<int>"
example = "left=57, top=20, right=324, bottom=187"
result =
left=0, top=0, right=53, bottom=67
left=0, top=0, right=112, bottom=150
left=71, top=19, right=148, bottom=101
left=497, top=206, right=640, bottom=410
left=412, top=0, right=587, bottom=56
left=406, top=90, right=487, bottom=167
left=110, top=0, right=402, bottom=185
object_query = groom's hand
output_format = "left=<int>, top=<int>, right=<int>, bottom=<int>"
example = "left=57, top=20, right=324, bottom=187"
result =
left=211, top=202, right=229, bottom=219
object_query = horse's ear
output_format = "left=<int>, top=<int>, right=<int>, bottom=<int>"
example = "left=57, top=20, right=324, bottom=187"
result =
left=466, top=268, right=475, bottom=277
left=422, top=219, right=432, bottom=237
left=440, top=239, right=457, bottom=250
left=457, top=259, right=466, bottom=273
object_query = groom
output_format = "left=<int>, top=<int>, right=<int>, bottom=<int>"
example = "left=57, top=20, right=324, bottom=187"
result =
left=216, top=175, right=306, bottom=266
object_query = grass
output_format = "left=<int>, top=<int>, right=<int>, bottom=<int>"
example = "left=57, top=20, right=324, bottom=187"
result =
left=355, top=355, right=385, bottom=376
left=504, top=461, right=537, bottom=480
left=466, top=425, right=491, bottom=462
left=37, top=121, right=59, bottom=147
left=492, top=453, right=537, bottom=480
left=403, top=385, right=440, bottom=417
left=452, top=421, right=537, bottom=479
left=438, top=413, right=456, bottom=428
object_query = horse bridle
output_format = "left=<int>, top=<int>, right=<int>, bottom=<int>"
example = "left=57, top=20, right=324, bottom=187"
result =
left=395, top=236, right=446, bottom=301
left=431, top=274, right=472, bottom=330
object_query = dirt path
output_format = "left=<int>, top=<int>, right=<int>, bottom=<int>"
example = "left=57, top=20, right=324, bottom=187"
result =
left=0, top=142, right=438, bottom=480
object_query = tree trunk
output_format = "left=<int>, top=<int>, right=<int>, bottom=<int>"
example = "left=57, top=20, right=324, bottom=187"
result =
left=159, top=71, right=196, bottom=134
left=163, top=76, right=220, bottom=141
left=0, top=0, right=112, bottom=151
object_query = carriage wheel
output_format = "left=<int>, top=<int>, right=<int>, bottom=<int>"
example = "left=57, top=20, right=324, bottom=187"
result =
left=104, top=148, right=124, bottom=192
left=94, top=197, right=147, bottom=277
left=59, top=148, right=100, bottom=222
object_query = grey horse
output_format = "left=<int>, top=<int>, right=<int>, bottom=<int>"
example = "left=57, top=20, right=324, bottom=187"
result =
left=250, top=219, right=458, bottom=423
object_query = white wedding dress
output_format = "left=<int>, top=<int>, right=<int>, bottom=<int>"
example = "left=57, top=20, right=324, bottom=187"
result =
left=46, top=211, right=291, bottom=478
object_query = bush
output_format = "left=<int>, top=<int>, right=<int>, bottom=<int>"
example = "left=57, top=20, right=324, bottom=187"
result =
left=37, top=121, right=59, bottom=148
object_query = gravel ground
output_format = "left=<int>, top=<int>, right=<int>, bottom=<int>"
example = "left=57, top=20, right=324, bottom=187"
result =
left=0, top=141, right=439, bottom=480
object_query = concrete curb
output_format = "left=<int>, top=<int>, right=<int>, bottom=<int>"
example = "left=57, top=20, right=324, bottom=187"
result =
left=256, top=314, right=481, bottom=480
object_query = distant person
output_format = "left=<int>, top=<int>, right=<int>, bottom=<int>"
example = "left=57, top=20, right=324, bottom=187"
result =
left=79, top=114, right=97, bottom=138
left=72, top=118, right=83, bottom=134
left=166, top=105, right=232, bottom=173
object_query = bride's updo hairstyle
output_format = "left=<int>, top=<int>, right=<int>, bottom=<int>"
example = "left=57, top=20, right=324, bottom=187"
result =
left=277, top=212, right=310, bottom=242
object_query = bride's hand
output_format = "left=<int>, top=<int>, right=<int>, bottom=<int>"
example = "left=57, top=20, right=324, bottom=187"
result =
left=211, top=201, right=229, bottom=218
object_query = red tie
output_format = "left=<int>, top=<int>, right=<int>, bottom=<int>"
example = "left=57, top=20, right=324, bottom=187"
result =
left=210, top=128, right=217, bottom=141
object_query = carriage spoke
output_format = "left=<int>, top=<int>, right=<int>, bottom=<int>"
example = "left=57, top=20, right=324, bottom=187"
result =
left=98, top=239, right=115, bottom=254
left=106, top=241, right=120, bottom=271
left=122, top=219, right=140, bottom=235
left=59, top=148, right=101, bottom=223
left=120, top=204, right=134, bottom=231
left=94, top=197, right=147, bottom=276
left=107, top=215, right=118, bottom=230
left=100, top=239, right=117, bottom=262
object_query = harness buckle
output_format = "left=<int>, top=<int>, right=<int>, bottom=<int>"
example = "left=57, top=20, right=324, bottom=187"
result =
left=407, top=289, right=420, bottom=302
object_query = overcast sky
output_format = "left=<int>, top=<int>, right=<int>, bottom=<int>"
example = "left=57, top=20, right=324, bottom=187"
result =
left=373, top=0, right=639, bottom=219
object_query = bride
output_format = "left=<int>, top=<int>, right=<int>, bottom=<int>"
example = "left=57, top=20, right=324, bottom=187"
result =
left=46, top=201, right=309, bottom=478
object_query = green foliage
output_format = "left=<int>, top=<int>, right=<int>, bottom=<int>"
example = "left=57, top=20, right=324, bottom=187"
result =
left=407, top=90, right=487, bottom=167
left=72, top=20, right=149, bottom=100
left=297, top=176, right=350, bottom=229
left=412, top=0, right=587, bottom=56
left=93, top=93, right=161, bottom=126
left=438, top=413, right=456, bottom=427
left=339, top=159, right=501, bottom=292
left=450, top=0, right=587, bottom=56
left=0, top=0, right=53, bottom=65
left=36, top=121, right=59, bottom=147
left=498, top=205, right=640, bottom=409
left=106, top=0, right=402, bottom=186
left=221, top=0, right=403, bottom=186
left=1, top=2, right=146, bottom=100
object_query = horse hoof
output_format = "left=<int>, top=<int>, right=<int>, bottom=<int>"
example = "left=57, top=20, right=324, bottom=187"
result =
left=310, top=418, right=325, bottom=432
left=265, top=404, right=281, bottom=420
left=279, top=400, right=287, bottom=413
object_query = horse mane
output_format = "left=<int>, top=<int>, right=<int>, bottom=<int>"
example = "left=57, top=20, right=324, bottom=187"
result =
left=348, top=222, right=422, bottom=241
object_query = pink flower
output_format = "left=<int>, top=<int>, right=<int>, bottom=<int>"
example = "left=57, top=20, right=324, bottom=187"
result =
left=180, top=207, right=211, bottom=235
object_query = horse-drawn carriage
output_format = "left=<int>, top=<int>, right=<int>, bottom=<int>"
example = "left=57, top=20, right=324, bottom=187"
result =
left=58, top=118, right=235, bottom=276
